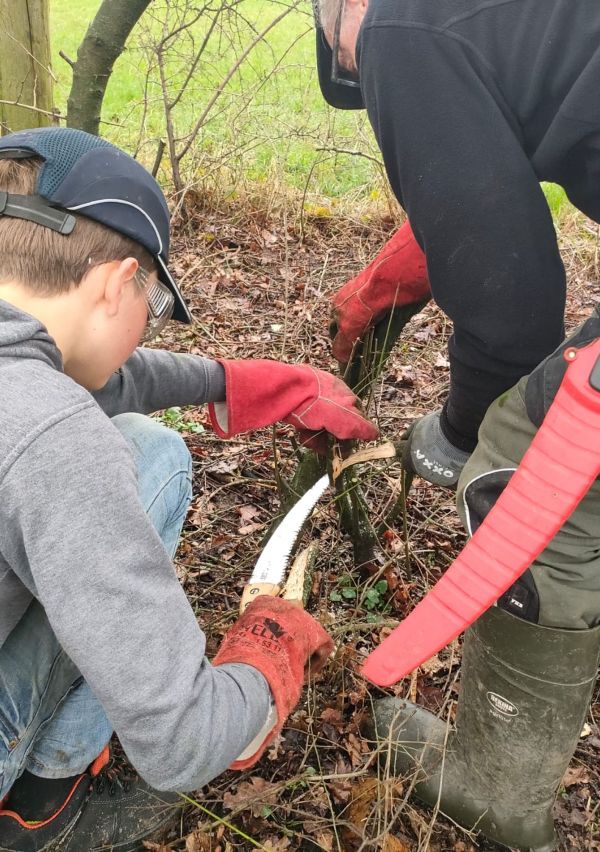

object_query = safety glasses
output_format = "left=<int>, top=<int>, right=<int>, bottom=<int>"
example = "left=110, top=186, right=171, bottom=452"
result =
left=313, top=0, right=361, bottom=90
left=330, top=0, right=361, bottom=89
left=135, top=266, right=174, bottom=343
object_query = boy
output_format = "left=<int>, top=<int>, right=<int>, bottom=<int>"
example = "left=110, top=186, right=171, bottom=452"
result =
left=0, top=127, right=377, bottom=851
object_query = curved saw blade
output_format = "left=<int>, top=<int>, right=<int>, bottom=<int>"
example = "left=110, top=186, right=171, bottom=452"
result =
left=240, top=474, right=329, bottom=611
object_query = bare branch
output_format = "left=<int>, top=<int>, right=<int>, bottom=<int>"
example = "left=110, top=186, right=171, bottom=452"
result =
left=59, top=49, right=75, bottom=69
left=177, top=0, right=301, bottom=162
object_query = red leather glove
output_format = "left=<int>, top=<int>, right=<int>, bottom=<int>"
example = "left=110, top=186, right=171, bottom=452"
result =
left=331, top=220, right=431, bottom=362
left=208, top=359, right=378, bottom=451
left=213, top=596, right=334, bottom=769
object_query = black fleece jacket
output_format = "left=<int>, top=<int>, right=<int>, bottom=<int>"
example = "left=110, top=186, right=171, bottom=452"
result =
left=357, top=0, right=600, bottom=448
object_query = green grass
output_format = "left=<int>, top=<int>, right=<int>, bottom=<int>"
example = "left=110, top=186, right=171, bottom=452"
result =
left=49, top=0, right=380, bottom=199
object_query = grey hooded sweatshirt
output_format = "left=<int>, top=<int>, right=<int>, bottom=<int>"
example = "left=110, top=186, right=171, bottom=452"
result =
left=0, top=300, right=271, bottom=791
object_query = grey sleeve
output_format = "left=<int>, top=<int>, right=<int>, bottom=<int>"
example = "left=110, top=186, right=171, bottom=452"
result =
left=0, top=404, right=270, bottom=792
left=93, top=349, right=226, bottom=417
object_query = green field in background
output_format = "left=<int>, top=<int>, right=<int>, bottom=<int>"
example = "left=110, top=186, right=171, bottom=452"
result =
left=50, top=0, right=568, bottom=214
left=50, top=0, right=380, bottom=199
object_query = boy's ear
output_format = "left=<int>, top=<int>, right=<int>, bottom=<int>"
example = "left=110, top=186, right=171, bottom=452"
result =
left=100, top=258, right=139, bottom=317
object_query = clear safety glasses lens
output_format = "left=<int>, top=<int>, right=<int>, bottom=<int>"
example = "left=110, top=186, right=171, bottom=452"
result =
left=135, top=267, right=175, bottom=343
left=331, top=1, right=360, bottom=88
left=315, top=0, right=361, bottom=89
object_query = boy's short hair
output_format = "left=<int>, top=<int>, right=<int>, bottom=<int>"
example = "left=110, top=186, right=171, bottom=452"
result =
left=0, top=127, right=190, bottom=322
left=0, top=157, right=155, bottom=294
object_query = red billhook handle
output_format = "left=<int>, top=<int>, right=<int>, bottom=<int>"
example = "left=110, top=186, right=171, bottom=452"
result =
left=363, top=339, right=600, bottom=687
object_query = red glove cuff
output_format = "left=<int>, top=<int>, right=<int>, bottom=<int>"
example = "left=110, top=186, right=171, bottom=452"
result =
left=208, top=359, right=378, bottom=446
left=331, top=220, right=430, bottom=362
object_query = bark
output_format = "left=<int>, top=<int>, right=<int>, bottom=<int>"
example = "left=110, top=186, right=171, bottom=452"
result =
left=66, top=0, right=152, bottom=134
left=0, top=0, right=54, bottom=133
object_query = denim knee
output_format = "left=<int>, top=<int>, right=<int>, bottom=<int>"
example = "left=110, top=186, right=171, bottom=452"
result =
left=111, top=413, right=193, bottom=558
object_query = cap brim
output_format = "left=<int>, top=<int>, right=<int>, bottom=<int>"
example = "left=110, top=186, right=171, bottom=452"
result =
left=156, top=255, right=192, bottom=324
left=316, top=29, right=365, bottom=110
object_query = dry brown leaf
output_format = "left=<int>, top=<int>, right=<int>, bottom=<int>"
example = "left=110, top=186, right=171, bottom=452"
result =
left=346, top=777, right=379, bottom=829
left=238, top=504, right=260, bottom=523
left=184, top=831, right=215, bottom=852
left=562, top=764, right=591, bottom=787
left=328, top=777, right=353, bottom=805
left=381, top=835, right=411, bottom=852
left=345, top=731, right=368, bottom=767
left=419, top=653, right=447, bottom=676
left=263, top=836, right=291, bottom=851
left=320, top=707, right=344, bottom=727
left=238, top=522, right=265, bottom=535
left=222, top=776, right=278, bottom=817
left=393, top=365, right=415, bottom=386
left=315, top=830, right=334, bottom=851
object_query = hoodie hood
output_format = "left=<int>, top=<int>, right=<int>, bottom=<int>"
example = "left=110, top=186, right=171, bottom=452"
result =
left=0, top=299, right=64, bottom=372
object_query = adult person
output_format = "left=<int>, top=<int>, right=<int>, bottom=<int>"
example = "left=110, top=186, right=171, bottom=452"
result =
left=314, top=0, right=600, bottom=487
left=313, top=2, right=600, bottom=848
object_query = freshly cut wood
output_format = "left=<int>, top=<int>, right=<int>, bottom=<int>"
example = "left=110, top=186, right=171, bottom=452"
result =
left=281, top=542, right=319, bottom=607
left=331, top=441, right=396, bottom=482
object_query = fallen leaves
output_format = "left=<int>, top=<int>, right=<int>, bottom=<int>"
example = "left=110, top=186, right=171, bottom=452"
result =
left=563, top=764, right=592, bottom=788
left=238, top=505, right=265, bottom=535
left=169, top=206, right=600, bottom=850
left=222, top=777, right=279, bottom=818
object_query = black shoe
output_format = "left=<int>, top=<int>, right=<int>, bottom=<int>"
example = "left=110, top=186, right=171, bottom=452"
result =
left=0, top=744, right=182, bottom=851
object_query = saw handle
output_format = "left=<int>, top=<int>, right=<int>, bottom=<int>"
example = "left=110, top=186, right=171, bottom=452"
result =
left=240, top=582, right=281, bottom=613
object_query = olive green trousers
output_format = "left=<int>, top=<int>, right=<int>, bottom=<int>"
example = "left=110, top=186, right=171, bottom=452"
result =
left=456, top=376, right=600, bottom=629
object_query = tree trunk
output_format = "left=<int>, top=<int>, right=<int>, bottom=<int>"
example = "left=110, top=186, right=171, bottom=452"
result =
left=66, top=0, right=151, bottom=134
left=0, top=0, right=53, bottom=133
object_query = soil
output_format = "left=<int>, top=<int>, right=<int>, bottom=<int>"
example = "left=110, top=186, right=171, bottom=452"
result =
left=147, top=198, right=600, bottom=852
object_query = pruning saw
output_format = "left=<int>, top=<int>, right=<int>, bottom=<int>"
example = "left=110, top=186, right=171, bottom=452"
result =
left=239, top=442, right=397, bottom=613
left=239, top=474, right=330, bottom=613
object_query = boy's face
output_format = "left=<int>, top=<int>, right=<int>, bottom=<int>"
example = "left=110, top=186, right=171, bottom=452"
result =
left=64, top=259, right=149, bottom=391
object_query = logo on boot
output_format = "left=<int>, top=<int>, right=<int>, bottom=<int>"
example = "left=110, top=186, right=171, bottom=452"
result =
left=486, top=691, right=519, bottom=717
left=414, top=450, right=455, bottom=479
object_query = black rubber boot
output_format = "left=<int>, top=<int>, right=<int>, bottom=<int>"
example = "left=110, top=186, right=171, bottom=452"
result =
left=0, top=744, right=182, bottom=851
left=369, top=606, right=600, bottom=851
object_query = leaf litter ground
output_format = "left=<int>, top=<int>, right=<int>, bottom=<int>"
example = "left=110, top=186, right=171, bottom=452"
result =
left=146, top=199, right=600, bottom=852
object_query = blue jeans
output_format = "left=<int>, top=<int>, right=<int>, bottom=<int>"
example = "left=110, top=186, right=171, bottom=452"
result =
left=0, top=414, right=192, bottom=799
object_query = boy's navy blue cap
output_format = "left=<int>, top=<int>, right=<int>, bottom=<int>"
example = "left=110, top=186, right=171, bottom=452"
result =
left=0, top=127, right=192, bottom=324
left=315, top=29, right=364, bottom=110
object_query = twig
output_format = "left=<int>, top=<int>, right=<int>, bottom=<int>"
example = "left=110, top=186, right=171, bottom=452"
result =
left=0, top=99, right=64, bottom=120
left=315, top=146, right=384, bottom=169
left=177, top=1, right=301, bottom=162
left=151, top=138, right=165, bottom=177
left=58, top=50, right=75, bottom=69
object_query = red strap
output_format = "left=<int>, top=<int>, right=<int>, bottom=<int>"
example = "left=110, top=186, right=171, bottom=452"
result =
left=363, top=339, right=600, bottom=686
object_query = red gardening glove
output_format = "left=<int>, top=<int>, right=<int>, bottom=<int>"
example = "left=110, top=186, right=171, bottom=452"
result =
left=213, top=596, right=334, bottom=769
left=208, top=360, right=378, bottom=452
left=331, top=220, right=431, bottom=362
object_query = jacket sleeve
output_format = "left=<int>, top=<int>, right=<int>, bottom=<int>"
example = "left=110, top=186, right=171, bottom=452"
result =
left=93, top=349, right=226, bottom=417
left=358, top=23, right=567, bottom=446
left=0, top=404, right=270, bottom=791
